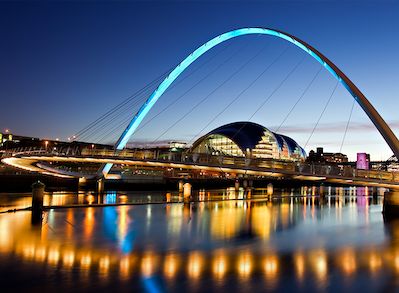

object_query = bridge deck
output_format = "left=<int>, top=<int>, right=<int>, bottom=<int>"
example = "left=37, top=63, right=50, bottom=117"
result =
left=2, top=151, right=399, bottom=189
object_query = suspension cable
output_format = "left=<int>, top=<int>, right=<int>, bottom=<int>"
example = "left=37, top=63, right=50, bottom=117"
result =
left=97, top=37, right=252, bottom=145
left=303, top=80, right=339, bottom=149
left=187, top=37, right=283, bottom=146
left=146, top=35, right=274, bottom=147
left=80, top=91, right=151, bottom=142
left=133, top=35, right=261, bottom=136
left=229, top=46, right=308, bottom=142
left=74, top=37, right=240, bottom=144
left=339, top=99, right=356, bottom=154
left=246, top=46, right=301, bottom=122
left=275, top=65, right=322, bottom=133
left=72, top=68, right=171, bottom=140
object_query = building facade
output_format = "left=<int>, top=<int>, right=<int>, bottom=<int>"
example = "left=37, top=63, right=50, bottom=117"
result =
left=190, top=122, right=306, bottom=161
left=307, top=147, right=348, bottom=163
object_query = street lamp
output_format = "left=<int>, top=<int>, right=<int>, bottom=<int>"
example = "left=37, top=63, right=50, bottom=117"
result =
left=45, top=141, right=49, bottom=153
left=4, top=129, right=10, bottom=152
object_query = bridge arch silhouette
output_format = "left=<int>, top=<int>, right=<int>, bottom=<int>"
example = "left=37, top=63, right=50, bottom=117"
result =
left=101, top=27, right=399, bottom=175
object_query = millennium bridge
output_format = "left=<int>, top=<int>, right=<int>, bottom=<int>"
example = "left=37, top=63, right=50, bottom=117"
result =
left=2, top=27, right=399, bottom=191
left=3, top=147, right=399, bottom=189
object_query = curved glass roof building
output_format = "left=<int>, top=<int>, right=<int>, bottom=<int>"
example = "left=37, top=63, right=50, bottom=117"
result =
left=190, top=122, right=306, bottom=161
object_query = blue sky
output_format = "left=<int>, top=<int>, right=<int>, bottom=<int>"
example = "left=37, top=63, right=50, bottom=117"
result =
left=1, top=0, right=398, bottom=161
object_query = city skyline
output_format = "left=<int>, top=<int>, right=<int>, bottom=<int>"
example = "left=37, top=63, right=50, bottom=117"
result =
left=1, top=0, right=398, bottom=161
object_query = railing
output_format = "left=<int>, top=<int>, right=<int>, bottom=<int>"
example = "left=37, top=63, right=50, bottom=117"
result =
left=1, top=147, right=48, bottom=158
left=2, top=147, right=399, bottom=183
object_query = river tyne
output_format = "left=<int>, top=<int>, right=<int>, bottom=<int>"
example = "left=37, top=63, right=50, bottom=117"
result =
left=1, top=186, right=398, bottom=293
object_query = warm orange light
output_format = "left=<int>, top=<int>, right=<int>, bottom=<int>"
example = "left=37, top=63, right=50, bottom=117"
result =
left=188, top=251, right=202, bottom=278
left=48, top=248, right=60, bottom=264
left=84, top=207, right=94, bottom=237
left=81, top=254, right=91, bottom=268
left=99, top=256, right=110, bottom=274
left=35, top=246, right=47, bottom=262
left=369, top=254, right=381, bottom=272
left=238, top=252, right=252, bottom=277
left=119, top=195, right=128, bottom=204
left=310, top=249, right=327, bottom=282
left=63, top=251, right=75, bottom=267
left=87, top=195, right=95, bottom=205
left=142, top=254, right=155, bottom=276
left=264, top=255, right=279, bottom=289
left=294, top=252, right=305, bottom=281
left=264, top=256, right=278, bottom=274
left=5, top=129, right=9, bottom=133
left=164, top=254, right=178, bottom=278
left=213, top=254, right=227, bottom=278
left=118, top=205, right=129, bottom=244
left=22, top=244, right=35, bottom=259
left=120, top=257, right=130, bottom=278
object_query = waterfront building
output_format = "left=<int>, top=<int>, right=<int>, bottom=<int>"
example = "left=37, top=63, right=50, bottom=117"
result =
left=357, top=153, right=370, bottom=169
left=307, top=147, right=348, bottom=163
left=0, top=132, right=13, bottom=147
left=190, top=122, right=306, bottom=161
left=169, top=141, right=186, bottom=152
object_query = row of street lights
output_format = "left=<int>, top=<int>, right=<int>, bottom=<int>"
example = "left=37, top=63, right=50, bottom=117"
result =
left=4, top=129, right=93, bottom=152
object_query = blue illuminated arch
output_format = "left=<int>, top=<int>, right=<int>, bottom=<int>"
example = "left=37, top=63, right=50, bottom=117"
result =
left=101, top=27, right=399, bottom=175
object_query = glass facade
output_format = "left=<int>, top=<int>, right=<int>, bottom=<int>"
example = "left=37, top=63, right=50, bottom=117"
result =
left=252, top=131, right=280, bottom=159
left=192, top=135, right=245, bottom=157
left=190, top=122, right=306, bottom=162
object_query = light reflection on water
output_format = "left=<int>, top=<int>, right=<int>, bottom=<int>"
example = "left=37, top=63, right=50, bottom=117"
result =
left=0, top=185, right=387, bottom=212
left=0, top=188, right=398, bottom=293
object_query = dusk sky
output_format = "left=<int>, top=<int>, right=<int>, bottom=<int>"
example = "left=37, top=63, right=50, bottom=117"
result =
left=1, top=0, right=398, bottom=161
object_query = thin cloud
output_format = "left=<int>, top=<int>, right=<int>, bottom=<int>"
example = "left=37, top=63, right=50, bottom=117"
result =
left=274, top=121, right=399, bottom=134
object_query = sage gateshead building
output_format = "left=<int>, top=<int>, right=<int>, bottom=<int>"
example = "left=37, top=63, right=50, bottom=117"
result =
left=190, top=122, right=306, bottom=161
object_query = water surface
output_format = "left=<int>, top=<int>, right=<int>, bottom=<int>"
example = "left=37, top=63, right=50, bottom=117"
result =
left=0, top=188, right=398, bottom=292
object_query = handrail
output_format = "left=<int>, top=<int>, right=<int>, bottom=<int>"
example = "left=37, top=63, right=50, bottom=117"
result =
left=3, top=147, right=398, bottom=183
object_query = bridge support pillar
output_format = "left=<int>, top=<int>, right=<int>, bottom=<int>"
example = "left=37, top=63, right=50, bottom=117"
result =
left=383, top=191, right=399, bottom=218
left=320, top=183, right=325, bottom=197
left=178, top=180, right=184, bottom=192
left=31, top=181, right=45, bottom=225
left=267, top=183, right=273, bottom=197
left=31, top=181, right=45, bottom=210
left=97, top=178, right=105, bottom=194
left=183, top=183, right=192, bottom=202
left=78, top=177, right=87, bottom=190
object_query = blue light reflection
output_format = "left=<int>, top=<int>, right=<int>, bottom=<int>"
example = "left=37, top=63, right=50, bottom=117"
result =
left=142, top=276, right=165, bottom=293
